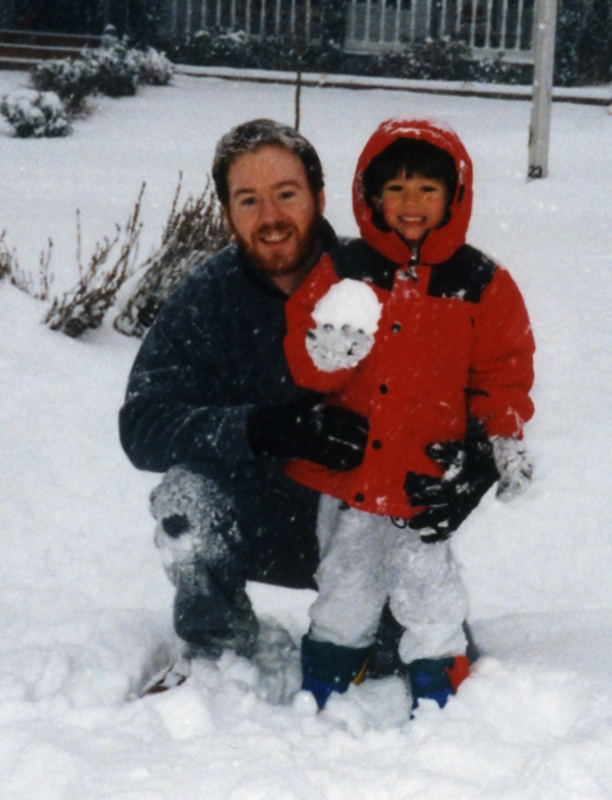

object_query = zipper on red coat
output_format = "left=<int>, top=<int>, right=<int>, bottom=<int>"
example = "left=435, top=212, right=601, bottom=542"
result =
left=406, top=241, right=420, bottom=281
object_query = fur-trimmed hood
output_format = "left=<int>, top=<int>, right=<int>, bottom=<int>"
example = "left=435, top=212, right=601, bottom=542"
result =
left=352, top=118, right=473, bottom=265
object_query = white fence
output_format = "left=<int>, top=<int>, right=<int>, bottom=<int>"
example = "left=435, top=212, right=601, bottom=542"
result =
left=163, top=0, right=536, bottom=62
left=346, top=0, right=536, bottom=61
left=164, top=0, right=321, bottom=42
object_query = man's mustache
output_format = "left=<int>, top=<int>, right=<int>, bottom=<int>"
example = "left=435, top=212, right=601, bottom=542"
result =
left=255, top=222, right=294, bottom=238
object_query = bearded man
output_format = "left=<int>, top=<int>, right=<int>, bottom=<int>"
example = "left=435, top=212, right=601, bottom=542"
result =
left=119, top=120, right=373, bottom=691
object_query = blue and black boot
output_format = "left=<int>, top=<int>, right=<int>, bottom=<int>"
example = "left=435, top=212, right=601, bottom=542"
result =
left=300, top=634, right=371, bottom=709
left=366, top=605, right=481, bottom=680
left=405, top=654, right=470, bottom=710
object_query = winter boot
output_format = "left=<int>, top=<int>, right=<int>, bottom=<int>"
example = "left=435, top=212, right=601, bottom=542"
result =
left=366, top=609, right=480, bottom=681
left=405, top=654, right=470, bottom=709
left=300, top=634, right=370, bottom=709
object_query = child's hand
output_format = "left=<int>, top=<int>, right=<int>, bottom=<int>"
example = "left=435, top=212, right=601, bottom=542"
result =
left=306, top=278, right=382, bottom=372
left=491, top=436, right=533, bottom=501
left=306, top=322, right=375, bottom=372
left=404, top=434, right=499, bottom=542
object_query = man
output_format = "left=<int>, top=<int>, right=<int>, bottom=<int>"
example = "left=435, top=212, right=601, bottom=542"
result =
left=120, top=119, right=490, bottom=695
left=119, top=119, right=372, bottom=691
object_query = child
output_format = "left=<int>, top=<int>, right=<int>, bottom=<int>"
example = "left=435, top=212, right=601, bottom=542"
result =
left=283, top=118, right=535, bottom=710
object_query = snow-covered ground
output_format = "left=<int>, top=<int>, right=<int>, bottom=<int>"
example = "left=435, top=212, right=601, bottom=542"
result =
left=1, top=70, right=612, bottom=799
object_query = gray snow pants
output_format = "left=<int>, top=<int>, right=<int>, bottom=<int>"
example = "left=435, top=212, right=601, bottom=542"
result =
left=149, top=462, right=320, bottom=657
left=310, top=495, right=469, bottom=664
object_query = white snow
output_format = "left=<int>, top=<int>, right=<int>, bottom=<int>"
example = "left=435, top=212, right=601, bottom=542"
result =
left=307, top=279, right=382, bottom=371
left=1, top=69, right=612, bottom=798
left=312, top=279, right=382, bottom=334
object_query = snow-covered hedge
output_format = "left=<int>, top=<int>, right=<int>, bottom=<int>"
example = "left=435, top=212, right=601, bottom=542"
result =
left=114, top=178, right=230, bottom=338
left=135, top=47, right=175, bottom=86
left=1, top=175, right=228, bottom=339
left=31, top=58, right=98, bottom=113
left=30, top=42, right=174, bottom=113
left=0, top=90, right=72, bottom=138
left=0, top=233, right=12, bottom=281
left=43, top=185, right=145, bottom=338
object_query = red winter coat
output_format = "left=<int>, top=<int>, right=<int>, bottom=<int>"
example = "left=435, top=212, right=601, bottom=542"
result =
left=284, top=118, right=535, bottom=518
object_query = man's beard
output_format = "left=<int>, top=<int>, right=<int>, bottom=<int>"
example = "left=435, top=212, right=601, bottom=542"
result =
left=231, top=213, right=322, bottom=279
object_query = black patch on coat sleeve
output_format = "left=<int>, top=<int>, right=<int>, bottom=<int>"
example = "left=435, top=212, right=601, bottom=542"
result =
left=427, top=244, right=497, bottom=303
left=329, top=239, right=398, bottom=291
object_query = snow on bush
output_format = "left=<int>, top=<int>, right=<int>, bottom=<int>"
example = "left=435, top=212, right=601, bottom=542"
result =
left=31, top=58, right=98, bottom=113
left=29, top=43, right=173, bottom=114
left=0, top=232, right=12, bottom=281
left=135, top=47, right=175, bottom=86
left=1, top=173, right=226, bottom=340
left=43, top=185, right=145, bottom=338
left=89, top=40, right=140, bottom=98
left=4, top=237, right=54, bottom=300
left=114, top=177, right=230, bottom=338
left=0, top=89, right=71, bottom=138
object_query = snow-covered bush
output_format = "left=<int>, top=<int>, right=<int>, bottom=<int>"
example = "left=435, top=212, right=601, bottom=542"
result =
left=6, top=239, right=54, bottom=301
left=114, top=177, right=230, bottom=338
left=135, top=47, right=174, bottom=86
left=29, top=41, right=172, bottom=113
left=43, top=186, right=144, bottom=338
left=172, top=26, right=530, bottom=84
left=0, top=90, right=72, bottom=138
left=87, top=41, right=140, bottom=98
left=0, top=229, right=54, bottom=299
left=555, top=0, right=612, bottom=86
left=0, top=232, right=12, bottom=281
left=185, top=28, right=306, bottom=72
left=31, top=58, right=98, bottom=113
left=372, top=38, right=525, bottom=83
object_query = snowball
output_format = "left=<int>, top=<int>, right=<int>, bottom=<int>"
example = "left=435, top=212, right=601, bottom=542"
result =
left=312, top=279, right=382, bottom=335
left=306, top=323, right=376, bottom=372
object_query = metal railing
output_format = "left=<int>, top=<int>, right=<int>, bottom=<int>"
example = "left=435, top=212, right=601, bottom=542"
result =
left=165, top=0, right=321, bottom=43
left=163, top=0, right=536, bottom=62
left=345, top=0, right=537, bottom=62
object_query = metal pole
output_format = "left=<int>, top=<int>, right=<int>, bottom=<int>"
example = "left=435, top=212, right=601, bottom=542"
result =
left=295, top=0, right=305, bottom=131
left=528, top=0, right=558, bottom=179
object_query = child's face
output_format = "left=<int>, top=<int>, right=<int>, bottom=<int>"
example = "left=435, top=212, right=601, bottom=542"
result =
left=376, top=172, right=449, bottom=244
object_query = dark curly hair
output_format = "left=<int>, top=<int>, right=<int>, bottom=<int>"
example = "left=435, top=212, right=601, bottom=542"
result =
left=212, top=118, right=324, bottom=207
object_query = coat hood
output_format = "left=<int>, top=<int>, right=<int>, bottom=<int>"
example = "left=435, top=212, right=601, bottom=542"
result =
left=352, top=118, right=473, bottom=265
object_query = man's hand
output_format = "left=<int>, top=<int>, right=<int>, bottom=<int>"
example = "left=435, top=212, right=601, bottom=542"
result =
left=404, top=434, right=499, bottom=543
left=247, top=395, right=369, bottom=471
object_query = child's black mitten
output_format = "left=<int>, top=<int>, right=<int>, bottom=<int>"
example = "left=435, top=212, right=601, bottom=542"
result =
left=247, top=394, right=369, bottom=471
left=404, top=434, right=499, bottom=543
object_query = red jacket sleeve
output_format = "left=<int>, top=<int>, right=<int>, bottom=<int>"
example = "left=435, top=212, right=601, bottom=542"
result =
left=468, top=266, right=535, bottom=438
left=284, top=255, right=356, bottom=393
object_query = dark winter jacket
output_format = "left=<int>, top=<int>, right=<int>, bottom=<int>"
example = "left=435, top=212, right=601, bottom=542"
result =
left=119, top=219, right=339, bottom=475
left=283, top=118, right=535, bottom=518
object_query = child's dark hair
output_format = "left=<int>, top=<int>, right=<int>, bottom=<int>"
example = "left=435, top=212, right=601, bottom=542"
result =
left=362, top=138, right=458, bottom=229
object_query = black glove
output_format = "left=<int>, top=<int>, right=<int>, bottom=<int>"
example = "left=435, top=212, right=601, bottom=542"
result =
left=247, top=395, right=369, bottom=471
left=404, top=433, right=499, bottom=543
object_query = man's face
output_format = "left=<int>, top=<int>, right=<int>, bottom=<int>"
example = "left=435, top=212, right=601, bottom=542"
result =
left=224, top=145, right=325, bottom=287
